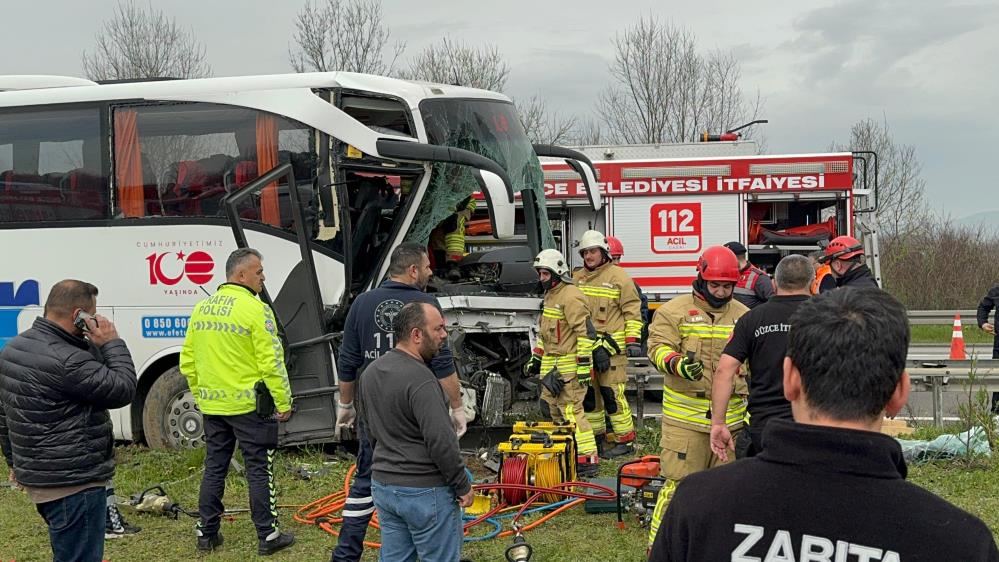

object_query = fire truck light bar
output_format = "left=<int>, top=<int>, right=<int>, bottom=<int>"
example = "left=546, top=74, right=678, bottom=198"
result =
left=621, top=165, right=731, bottom=179
left=748, top=161, right=849, bottom=175
left=543, top=169, right=603, bottom=181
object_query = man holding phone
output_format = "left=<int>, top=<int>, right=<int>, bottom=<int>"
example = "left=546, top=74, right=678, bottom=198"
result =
left=181, top=248, right=295, bottom=556
left=0, top=280, right=136, bottom=562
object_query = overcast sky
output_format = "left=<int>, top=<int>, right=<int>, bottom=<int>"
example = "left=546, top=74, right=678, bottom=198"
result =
left=4, top=0, right=997, bottom=219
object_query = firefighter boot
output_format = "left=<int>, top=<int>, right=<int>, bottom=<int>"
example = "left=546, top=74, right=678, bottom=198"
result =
left=576, top=455, right=599, bottom=479
left=601, top=431, right=636, bottom=459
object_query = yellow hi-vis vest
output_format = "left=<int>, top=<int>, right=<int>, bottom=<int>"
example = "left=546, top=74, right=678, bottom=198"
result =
left=180, top=283, right=293, bottom=416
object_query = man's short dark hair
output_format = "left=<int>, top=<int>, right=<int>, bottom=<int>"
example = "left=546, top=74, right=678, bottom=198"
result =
left=394, top=302, right=430, bottom=343
left=787, top=288, right=909, bottom=420
left=44, top=279, right=98, bottom=318
left=775, top=254, right=814, bottom=291
left=387, top=243, right=428, bottom=277
left=226, top=248, right=263, bottom=278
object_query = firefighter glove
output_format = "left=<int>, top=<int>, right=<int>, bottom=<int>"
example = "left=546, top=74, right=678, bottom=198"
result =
left=626, top=342, right=643, bottom=358
left=671, top=356, right=704, bottom=381
left=524, top=355, right=542, bottom=376
left=592, top=347, right=611, bottom=374
left=541, top=369, right=565, bottom=396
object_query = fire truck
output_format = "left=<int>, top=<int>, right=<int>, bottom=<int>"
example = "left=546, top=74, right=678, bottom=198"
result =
left=536, top=141, right=880, bottom=303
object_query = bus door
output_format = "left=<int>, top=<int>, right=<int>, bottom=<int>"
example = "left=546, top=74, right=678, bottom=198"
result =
left=223, top=163, right=339, bottom=446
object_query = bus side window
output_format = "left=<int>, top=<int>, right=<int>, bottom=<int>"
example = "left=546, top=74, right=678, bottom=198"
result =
left=112, top=103, right=318, bottom=231
left=0, top=107, right=107, bottom=223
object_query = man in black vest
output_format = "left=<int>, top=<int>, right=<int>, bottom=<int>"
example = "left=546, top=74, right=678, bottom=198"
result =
left=724, top=241, right=773, bottom=309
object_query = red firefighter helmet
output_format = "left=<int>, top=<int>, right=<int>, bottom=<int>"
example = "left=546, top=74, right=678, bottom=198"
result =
left=822, top=235, right=864, bottom=263
left=697, top=246, right=740, bottom=282
left=606, top=236, right=624, bottom=259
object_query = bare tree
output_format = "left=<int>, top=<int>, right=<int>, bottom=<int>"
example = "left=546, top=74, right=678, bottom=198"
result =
left=517, top=95, right=577, bottom=145
left=82, top=1, right=211, bottom=81
left=399, top=37, right=510, bottom=91
left=596, top=17, right=762, bottom=144
left=289, top=0, right=404, bottom=74
left=571, top=118, right=605, bottom=146
left=837, top=117, right=928, bottom=239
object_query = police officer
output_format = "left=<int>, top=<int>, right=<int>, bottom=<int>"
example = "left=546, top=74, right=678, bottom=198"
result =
left=181, top=248, right=295, bottom=556
left=331, top=242, right=465, bottom=562
left=574, top=230, right=644, bottom=458
left=723, top=241, right=773, bottom=308
left=646, top=245, right=749, bottom=547
left=525, top=249, right=600, bottom=477
left=820, top=235, right=878, bottom=289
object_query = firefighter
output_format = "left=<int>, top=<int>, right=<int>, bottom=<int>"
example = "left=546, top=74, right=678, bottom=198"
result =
left=820, top=235, right=878, bottom=289
left=525, top=249, right=600, bottom=477
left=607, top=235, right=650, bottom=350
left=723, top=241, right=773, bottom=308
left=646, top=245, right=749, bottom=547
left=429, top=195, right=477, bottom=267
left=808, top=250, right=836, bottom=294
left=573, top=230, right=643, bottom=459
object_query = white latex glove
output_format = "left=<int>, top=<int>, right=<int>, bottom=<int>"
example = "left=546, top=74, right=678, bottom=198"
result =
left=450, top=407, right=468, bottom=438
left=336, top=401, right=356, bottom=429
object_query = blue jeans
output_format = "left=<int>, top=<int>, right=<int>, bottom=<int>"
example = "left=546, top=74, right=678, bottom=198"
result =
left=371, top=480, right=462, bottom=562
left=35, top=486, right=106, bottom=562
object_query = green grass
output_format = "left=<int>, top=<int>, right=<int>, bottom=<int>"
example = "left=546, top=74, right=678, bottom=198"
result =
left=2, top=422, right=995, bottom=562
left=910, top=324, right=994, bottom=344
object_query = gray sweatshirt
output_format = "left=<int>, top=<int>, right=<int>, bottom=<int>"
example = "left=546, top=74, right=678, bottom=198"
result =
left=357, top=348, right=470, bottom=495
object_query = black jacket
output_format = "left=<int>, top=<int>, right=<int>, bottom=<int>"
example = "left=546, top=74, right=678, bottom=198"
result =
left=0, top=318, right=136, bottom=488
left=835, top=264, right=879, bottom=289
left=977, top=285, right=999, bottom=328
left=650, top=419, right=999, bottom=562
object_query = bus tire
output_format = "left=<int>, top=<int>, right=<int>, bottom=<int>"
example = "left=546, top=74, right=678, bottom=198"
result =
left=142, top=366, right=205, bottom=450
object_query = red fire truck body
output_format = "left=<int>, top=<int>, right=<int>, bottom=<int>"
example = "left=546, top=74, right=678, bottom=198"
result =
left=539, top=142, right=879, bottom=301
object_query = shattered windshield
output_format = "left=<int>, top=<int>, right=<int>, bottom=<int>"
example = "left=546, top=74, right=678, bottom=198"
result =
left=407, top=98, right=554, bottom=248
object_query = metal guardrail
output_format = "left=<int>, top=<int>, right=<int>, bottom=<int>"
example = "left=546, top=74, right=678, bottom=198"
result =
left=908, top=310, right=977, bottom=325
left=627, top=357, right=999, bottom=427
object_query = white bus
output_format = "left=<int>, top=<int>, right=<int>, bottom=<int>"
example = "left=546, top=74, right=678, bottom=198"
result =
left=0, top=72, right=600, bottom=449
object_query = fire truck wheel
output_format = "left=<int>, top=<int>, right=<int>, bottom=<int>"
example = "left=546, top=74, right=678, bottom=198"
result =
left=142, top=367, right=206, bottom=450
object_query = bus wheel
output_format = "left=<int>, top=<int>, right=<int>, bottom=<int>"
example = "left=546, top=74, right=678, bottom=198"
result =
left=142, top=367, right=205, bottom=450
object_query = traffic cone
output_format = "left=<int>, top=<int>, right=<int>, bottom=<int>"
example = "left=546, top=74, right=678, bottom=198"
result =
left=950, top=314, right=967, bottom=360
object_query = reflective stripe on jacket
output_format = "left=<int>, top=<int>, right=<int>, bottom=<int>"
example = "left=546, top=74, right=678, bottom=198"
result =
left=573, top=261, right=643, bottom=351
left=647, top=293, right=748, bottom=431
left=180, top=283, right=292, bottom=415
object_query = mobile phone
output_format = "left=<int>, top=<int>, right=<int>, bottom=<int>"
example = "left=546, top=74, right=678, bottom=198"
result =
left=73, top=311, right=95, bottom=332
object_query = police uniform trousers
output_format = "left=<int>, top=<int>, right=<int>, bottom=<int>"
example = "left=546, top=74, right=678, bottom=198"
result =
left=198, top=412, right=279, bottom=541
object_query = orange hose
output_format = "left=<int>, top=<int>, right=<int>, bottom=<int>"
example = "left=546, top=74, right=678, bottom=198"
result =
left=294, top=464, right=615, bottom=548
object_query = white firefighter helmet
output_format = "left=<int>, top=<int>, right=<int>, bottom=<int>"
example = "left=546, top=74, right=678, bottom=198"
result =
left=533, top=249, right=572, bottom=281
left=576, top=229, right=610, bottom=256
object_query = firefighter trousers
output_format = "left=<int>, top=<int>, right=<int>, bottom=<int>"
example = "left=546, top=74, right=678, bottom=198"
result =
left=198, top=412, right=279, bottom=542
left=583, top=358, right=635, bottom=442
left=542, top=377, right=598, bottom=456
left=647, top=422, right=739, bottom=546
